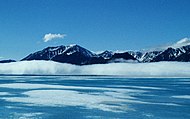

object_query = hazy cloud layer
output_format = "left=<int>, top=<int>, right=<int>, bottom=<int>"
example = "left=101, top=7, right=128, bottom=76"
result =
left=0, top=61, right=190, bottom=77
left=43, top=33, right=66, bottom=42
left=170, top=38, right=190, bottom=48
left=145, top=37, right=190, bottom=52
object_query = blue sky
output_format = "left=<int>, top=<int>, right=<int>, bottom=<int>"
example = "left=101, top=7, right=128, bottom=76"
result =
left=0, top=0, right=190, bottom=60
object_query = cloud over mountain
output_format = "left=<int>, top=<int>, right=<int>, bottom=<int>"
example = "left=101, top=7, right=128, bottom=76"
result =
left=141, top=37, right=190, bottom=53
left=170, top=38, right=190, bottom=48
left=43, top=33, right=66, bottom=42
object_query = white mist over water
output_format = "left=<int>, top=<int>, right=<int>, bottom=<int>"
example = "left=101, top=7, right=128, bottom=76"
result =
left=0, top=61, right=190, bottom=77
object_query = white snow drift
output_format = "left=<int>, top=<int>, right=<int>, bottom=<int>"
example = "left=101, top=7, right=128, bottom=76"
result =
left=0, top=61, right=190, bottom=77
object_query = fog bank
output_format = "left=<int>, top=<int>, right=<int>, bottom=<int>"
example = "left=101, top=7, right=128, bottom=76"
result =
left=0, top=61, right=190, bottom=77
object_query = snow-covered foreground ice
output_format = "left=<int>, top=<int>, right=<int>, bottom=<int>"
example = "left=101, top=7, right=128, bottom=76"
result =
left=0, top=76, right=190, bottom=119
left=1, top=60, right=190, bottom=77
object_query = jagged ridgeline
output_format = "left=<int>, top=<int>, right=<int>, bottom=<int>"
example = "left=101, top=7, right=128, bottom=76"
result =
left=2, top=43, right=190, bottom=65
left=21, top=44, right=136, bottom=65
left=129, top=45, right=190, bottom=62
left=22, top=43, right=190, bottom=65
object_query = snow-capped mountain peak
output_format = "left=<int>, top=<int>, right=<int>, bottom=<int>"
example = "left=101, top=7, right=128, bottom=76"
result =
left=98, top=50, right=113, bottom=59
left=20, top=37, right=190, bottom=65
left=21, top=44, right=137, bottom=65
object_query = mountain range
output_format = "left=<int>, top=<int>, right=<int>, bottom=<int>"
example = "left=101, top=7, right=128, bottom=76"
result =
left=128, top=45, right=190, bottom=62
left=1, top=38, right=190, bottom=65
left=21, top=44, right=136, bottom=65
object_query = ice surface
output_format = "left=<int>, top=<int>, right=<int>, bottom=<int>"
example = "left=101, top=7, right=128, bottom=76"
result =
left=0, top=92, right=11, bottom=96
left=172, top=95, right=190, bottom=99
left=0, top=76, right=189, bottom=119
left=2, top=83, right=180, bottom=113
left=0, top=83, right=144, bottom=93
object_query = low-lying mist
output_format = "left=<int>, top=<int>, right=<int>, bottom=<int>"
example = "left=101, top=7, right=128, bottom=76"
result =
left=0, top=61, right=190, bottom=77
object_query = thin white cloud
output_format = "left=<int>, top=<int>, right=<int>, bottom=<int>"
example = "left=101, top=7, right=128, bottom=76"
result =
left=170, top=37, right=190, bottom=48
left=160, top=37, right=190, bottom=50
left=144, top=37, right=190, bottom=52
left=43, top=33, right=66, bottom=42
